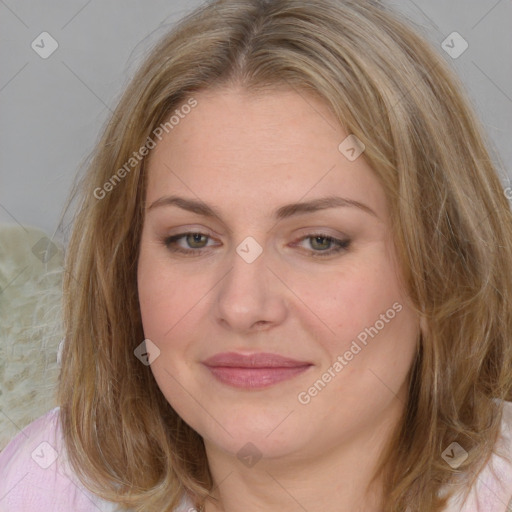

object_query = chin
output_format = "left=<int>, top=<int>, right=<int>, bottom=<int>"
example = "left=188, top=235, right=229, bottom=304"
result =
left=207, top=429, right=302, bottom=462
left=186, top=407, right=312, bottom=461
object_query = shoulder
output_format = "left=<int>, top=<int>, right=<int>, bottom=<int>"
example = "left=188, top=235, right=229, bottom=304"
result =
left=0, top=407, right=196, bottom=512
left=444, top=400, right=512, bottom=512
left=0, top=407, right=122, bottom=511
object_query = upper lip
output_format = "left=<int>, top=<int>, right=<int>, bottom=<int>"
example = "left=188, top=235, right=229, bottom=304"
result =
left=203, top=352, right=312, bottom=368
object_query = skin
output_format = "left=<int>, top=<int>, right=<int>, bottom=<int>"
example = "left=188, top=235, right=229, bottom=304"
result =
left=137, top=85, right=420, bottom=512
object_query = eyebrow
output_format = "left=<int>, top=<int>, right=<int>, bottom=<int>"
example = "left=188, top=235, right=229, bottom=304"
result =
left=147, top=194, right=378, bottom=220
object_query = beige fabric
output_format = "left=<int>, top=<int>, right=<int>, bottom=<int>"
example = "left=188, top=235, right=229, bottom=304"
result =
left=0, top=223, right=63, bottom=451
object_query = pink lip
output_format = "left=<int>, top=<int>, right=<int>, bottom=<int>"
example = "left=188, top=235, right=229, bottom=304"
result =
left=202, top=352, right=313, bottom=389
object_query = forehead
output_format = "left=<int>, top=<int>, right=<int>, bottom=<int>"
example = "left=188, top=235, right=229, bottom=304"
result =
left=144, top=86, right=387, bottom=221
left=155, top=85, right=342, bottom=161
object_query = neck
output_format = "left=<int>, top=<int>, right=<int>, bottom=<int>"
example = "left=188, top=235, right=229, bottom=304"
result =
left=201, top=394, right=405, bottom=512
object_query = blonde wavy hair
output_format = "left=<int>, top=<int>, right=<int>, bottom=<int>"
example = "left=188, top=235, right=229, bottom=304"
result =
left=57, top=0, right=512, bottom=511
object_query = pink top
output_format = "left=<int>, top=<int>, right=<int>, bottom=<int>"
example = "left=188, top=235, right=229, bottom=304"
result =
left=0, top=408, right=194, bottom=512
left=441, top=399, right=512, bottom=511
left=1, top=403, right=512, bottom=511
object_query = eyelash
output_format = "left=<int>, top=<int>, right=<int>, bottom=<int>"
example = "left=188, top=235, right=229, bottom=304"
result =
left=162, top=232, right=351, bottom=258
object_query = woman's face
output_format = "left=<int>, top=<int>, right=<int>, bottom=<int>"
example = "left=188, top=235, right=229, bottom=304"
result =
left=137, top=86, right=420, bottom=462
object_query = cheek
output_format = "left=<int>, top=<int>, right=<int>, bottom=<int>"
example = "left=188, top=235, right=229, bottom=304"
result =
left=291, top=248, right=418, bottom=395
left=137, top=244, right=190, bottom=347
left=138, top=279, right=197, bottom=352
left=291, top=251, right=404, bottom=343
left=137, top=248, right=219, bottom=382
left=137, top=254, right=199, bottom=406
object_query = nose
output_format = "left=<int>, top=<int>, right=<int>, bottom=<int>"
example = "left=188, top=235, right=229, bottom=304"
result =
left=213, top=244, right=288, bottom=333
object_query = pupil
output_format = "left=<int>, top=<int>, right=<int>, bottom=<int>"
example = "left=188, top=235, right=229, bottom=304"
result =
left=189, top=234, right=204, bottom=246
left=314, top=236, right=329, bottom=250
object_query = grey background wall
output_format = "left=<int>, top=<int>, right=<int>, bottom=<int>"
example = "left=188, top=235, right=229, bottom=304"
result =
left=1, top=0, right=511, bottom=244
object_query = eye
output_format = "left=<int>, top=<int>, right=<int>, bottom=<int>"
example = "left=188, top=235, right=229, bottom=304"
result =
left=291, top=233, right=351, bottom=258
left=162, top=231, right=350, bottom=258
left=163, top=232, right=216, bottom=256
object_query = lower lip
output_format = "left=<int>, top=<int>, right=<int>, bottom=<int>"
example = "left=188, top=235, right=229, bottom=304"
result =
left=205, top=365, right=311, bottom=389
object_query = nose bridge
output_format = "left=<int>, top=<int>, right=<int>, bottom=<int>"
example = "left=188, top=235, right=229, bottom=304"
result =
left=213, top=237, right=286, bottom=330
left=222, top=237, right=268, bottom=305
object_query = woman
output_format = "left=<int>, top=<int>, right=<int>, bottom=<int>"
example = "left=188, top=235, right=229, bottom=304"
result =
left=1, top=1, right=512, bottom=511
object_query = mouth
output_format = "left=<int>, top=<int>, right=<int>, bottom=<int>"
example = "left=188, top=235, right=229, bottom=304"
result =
left=202, top=352, right=313, bottom=389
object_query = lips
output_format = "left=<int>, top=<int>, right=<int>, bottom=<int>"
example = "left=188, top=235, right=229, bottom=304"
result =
left=202, top=352, right=312, bottom=389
